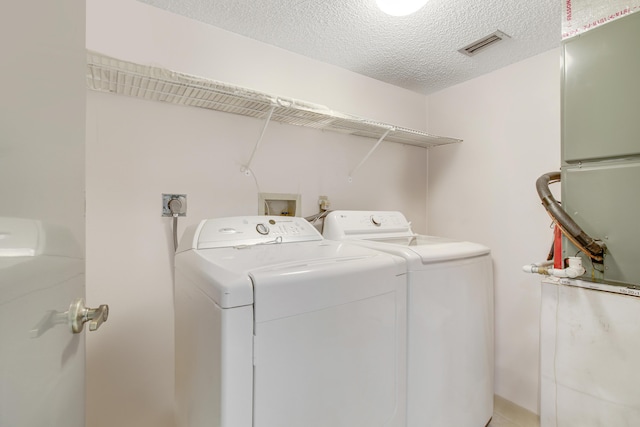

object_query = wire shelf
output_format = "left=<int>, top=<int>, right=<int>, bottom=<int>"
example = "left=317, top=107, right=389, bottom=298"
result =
left=86, top=51, right=461, bottom=149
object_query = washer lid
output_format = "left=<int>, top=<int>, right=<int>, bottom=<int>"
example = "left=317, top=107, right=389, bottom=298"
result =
left=249, top=249, right=404, bottom=322
left=175, top=228, right=405, bottom=309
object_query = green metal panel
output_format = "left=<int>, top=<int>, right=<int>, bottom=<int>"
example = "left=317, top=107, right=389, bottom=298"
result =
left=562, top=12, right=640, bottom=287
left=562, top=12, right=640, bottom=163
left=562, top=160, right=640, bottom=286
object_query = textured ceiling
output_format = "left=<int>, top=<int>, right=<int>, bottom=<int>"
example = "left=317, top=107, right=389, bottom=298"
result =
left=136, top=0, right=562, bottom=95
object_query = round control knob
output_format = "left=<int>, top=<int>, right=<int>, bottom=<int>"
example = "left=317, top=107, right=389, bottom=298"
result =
left=256, top=223, right=270, bottom=235
left=370, top=215, right=382, bottom=226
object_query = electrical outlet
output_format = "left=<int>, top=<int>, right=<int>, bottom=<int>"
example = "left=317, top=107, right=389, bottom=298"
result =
left=318, top=195, right=330, bottom=211
left=162, top=194, right=187, bottom=217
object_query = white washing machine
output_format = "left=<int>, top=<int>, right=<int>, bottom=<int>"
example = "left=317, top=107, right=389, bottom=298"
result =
left=174, top=216, right=407, bottom=427
left=323, top=210, right=494, bottom=427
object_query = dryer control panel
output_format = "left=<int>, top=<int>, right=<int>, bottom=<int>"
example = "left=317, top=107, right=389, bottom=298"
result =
left=323, top=210, right=413, bottom=240
left=183, top=216, right=323, bottom=250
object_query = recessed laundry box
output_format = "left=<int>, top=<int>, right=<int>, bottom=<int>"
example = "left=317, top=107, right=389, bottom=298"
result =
left=174, top=216, right=407, bottom=427
left=323, top=210, right=494, bottom=427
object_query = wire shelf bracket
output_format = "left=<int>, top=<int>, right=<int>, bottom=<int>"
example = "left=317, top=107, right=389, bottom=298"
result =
left=241, top=105, right=276, bottom=176
left=348, top=128, right=392, bottom=182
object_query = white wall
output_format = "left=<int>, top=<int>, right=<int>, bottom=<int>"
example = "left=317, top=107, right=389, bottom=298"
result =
left=85, top=2, right=429, bottom=426
left=426, top=49, right=561, bottom=414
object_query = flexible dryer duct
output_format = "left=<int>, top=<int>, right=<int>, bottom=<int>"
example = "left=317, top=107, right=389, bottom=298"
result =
left=536, top=172, right=606, bottom=262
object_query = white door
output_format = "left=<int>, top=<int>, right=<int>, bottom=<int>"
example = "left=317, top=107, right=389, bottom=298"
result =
left=0, top=2, right=106, bottom=426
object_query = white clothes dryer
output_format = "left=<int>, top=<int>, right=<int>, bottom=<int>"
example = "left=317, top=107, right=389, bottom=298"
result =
left=174, top=216, right=407, bottom=427
left=323, top=210, right=494, bottom=427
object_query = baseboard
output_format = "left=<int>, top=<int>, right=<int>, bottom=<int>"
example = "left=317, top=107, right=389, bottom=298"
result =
left=494, top=395, right=540, bottom=427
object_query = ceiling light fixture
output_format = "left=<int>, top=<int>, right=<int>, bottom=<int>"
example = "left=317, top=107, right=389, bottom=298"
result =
left=376, top=0, right=429, bottom=16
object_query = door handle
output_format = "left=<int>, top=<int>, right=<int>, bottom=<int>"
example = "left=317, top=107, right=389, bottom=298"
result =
left=68, top=298, right=109, bottom=334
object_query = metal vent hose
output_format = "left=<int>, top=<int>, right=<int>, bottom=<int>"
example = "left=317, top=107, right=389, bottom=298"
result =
left=536, top=172, right=606, bottom=262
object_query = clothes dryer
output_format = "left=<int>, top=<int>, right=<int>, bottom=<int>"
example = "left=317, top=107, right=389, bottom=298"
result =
left=323, top=210, right=494, bottom=427
left=174, top=216, right=407, bottom=427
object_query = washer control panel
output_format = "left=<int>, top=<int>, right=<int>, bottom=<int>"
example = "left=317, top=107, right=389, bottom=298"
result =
left=256, top=223, right=270, bottom=235
left=194, top=216, right=322, bottom=249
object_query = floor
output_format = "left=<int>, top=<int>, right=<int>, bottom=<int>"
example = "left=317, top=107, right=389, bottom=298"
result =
left=488, top=396, right=540, bottom=427
left=488, top=413, right=529, bottom=427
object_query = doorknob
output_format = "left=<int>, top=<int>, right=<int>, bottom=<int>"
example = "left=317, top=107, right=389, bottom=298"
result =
left=68, top=298, right=109, bottom=334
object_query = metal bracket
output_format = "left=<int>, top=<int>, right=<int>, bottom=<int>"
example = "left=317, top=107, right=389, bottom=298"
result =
left=241, top=105, right=276, bottom=176
left=348, top=128, right=392, bottom=182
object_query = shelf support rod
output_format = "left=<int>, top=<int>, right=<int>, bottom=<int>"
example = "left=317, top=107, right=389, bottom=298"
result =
left=242, top=105, right=276, bottom=175
left=348, top=128, right=392, bottom=182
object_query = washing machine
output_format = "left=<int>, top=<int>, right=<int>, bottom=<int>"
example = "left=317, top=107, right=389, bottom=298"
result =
left=174, top=216, right=407, bottom=427
left=323, top=210, right=494, bottom=427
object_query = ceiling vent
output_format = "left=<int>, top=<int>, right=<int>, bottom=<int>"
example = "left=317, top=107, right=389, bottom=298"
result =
left=458, top=30, right=510, bottom=56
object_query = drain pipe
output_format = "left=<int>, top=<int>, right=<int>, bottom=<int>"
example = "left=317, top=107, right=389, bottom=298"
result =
left=536, top=171, right=606, bottom=262
left=523, top=256, right=586, bottom=278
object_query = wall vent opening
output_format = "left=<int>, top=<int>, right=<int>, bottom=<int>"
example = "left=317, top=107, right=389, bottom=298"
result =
left=458, top=30, right=510, bottom=56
